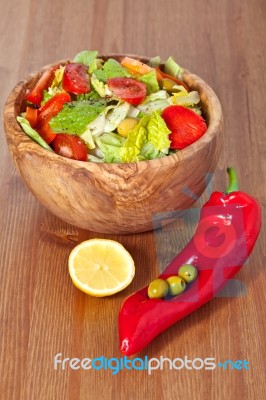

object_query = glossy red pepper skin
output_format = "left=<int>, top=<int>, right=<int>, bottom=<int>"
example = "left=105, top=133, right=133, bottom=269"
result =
left=25, top=65, right=59, bottom=106
left=119, top=169, right=261, bottom=356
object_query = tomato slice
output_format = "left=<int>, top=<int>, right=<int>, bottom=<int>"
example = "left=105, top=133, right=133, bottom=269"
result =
left=107, top=77, right=146, bottom=105
left=156, top=67, right=189, bottom=91
left=36, top=93, right=71, bottom=143
left=51, top=134, right=88, bottom=161
left=161, top=105, right=207, bottom=149
left=25, top=65, right=59, bottom=106
left=62, top=63, right=90, bottom=94
left=25, top=107, right=38, bottom=128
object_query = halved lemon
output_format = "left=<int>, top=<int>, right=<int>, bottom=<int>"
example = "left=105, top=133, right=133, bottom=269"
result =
left=68, top=239, right=135, bottom=297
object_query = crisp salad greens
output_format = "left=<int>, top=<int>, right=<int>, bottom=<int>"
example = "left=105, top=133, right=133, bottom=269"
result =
left=17, top=116, right=52, bottom=151
left=18, top=50, right=204, bottom=163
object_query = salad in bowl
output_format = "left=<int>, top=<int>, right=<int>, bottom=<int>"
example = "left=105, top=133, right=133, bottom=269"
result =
left=18, top=50, right=207, bottom=163
left=4, top=51, right=222, bottom=233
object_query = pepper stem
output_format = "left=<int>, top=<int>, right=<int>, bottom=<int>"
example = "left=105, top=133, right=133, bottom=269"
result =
left=225, top=167, right=239, bottom=193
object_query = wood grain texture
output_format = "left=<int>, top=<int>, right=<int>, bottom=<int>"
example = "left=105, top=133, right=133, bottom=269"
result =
left=0, top=0, right=265, bottom=399
left=4, top=58, right=222, bottom=234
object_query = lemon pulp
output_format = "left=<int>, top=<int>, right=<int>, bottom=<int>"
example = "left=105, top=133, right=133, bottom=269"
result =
left=68, top=239, right=135, bottom=297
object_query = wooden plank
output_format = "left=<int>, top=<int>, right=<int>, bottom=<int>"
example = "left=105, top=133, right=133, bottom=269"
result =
left=0, top=0, right=265, bottom=399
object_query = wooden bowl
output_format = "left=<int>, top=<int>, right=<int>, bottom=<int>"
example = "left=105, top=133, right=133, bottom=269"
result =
left=4, top=54, right=223, bottom=234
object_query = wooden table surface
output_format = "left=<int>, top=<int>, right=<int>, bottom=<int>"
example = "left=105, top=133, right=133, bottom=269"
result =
left=1, top=1, right=265, bottom=399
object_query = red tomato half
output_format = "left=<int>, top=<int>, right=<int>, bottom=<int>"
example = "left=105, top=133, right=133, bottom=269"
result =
left=162, top=105, right=207, bottom=149
left=36, top=92, right=71, bottom=143
left=52, top=134, right=88, bottom=161
left=107, top=77, right=147, bottom=105
left=25, top=65, right=59, bottom=106
left=62, top=63, right=90, bottom=94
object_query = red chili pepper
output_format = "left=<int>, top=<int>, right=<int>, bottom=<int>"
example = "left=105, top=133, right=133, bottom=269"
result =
left=119, top=168, right=261, bottom=355
left=35, top=92, right=71, bottom=144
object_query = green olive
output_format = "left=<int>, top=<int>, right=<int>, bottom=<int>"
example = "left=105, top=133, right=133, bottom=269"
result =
left=117, top=117, right=138, bottom=137
left=159, top=78, right=181, bottom=93
left=178, top=264, right=198, bottom=283
left=166, top=276, right=186, bottom=296
left=148, top=278, right=168, bottom=299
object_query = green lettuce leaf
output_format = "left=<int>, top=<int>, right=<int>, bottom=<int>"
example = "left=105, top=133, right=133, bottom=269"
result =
left=87, top=112, right=106, bottom=137
left=170, top=90, right=200, bottom=107
left=164, top=56, right=184, bottom=80
left=138, top=70, right=160, bottom=94
left=148, top=56, right=161, bottom=67
left=120, top=115, right=149, bottom=162
left=91, top=74, right=112, bottom=97
left=51, top=66, right=65, bottom=89
left=87, top=154, right=104, bottom=163
left=94, top=58, right=131, bottom=83
left=104, top=102, right=130, bottom=133
left=147, top=111, right=171, bottom=153
left=73, top=50, right=98, bottom=73
left=79, top=129, right=96, bottom=149
left=17, top=116, right=52, bottom=151
left=143, top=90, right=169, bottom=104
left=41, top=90, right=53, bottom=105
left=49, top=100, right=106, bottom=135
left=139, top=141, right=161, bottom=160
left=137, top=99, right=169, bottom=115
left=98, top=132, right=125, bottom=147
left=120, top=112, right=170, bottom=162
left=121, top=126, right=147, bottom=162
left=90, top=111, right=171, bottom=163
left=188, top=106, right=202, bottom=115
left=77, top=89, right=101, bottom=101
left=96, top=133, right=125, bottom=163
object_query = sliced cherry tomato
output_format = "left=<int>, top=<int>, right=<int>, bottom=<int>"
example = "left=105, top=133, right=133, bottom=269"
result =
left=36, top=93, right=71, bottom=143
left=25, top=65, right=59, bottom=106
left=161, top=105, right=207, bottom=150
left=156, top=67, right=189, bottom=91
left=62, top=63, right=90, bottom=94
left=25, top=107, right=38, bottom=128
left=107, top=77, right=146, bottom=105
left=51, top=134, right=88, bottom=161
